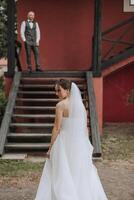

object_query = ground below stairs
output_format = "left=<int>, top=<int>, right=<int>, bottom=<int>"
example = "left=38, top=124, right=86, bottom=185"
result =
left=0, top=123, right=134, bottom=200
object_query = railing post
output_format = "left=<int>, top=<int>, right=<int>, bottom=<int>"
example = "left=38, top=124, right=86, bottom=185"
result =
left=5, top=0, right=16, bottom=78
left=92, top=0, right=102, bottom=77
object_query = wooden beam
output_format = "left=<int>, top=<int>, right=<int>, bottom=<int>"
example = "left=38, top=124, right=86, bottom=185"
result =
left=22, top=71, right=86, bottom=78
left=102, top=55, right=134, bottom=77
left=102, top=37, right=134, bottom=46
left=101, top=46, right=134, bottom=69
left=92, top=0, right=102, bottom=77
left=5, top=0, right=16, bottom=77
left=102, top=16, right=134, bottom=36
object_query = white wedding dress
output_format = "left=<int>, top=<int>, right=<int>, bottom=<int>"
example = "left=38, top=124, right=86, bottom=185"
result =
left=35, top=83, right=108, bottom=200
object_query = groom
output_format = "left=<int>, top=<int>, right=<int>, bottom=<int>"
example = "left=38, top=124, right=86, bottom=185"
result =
left=20, top=11, right=42, bottom=72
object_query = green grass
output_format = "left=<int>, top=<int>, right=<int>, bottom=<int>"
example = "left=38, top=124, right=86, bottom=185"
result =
left=0, top=160, right=44, bottom=176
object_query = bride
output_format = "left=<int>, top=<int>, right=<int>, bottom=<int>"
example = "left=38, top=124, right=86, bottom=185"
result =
left=35, top=79, right=108, bottom=200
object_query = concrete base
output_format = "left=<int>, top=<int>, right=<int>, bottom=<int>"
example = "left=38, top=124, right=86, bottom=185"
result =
left=1, top=153, right=102, bottom=163
left=26, top=156, right=46, bottom=163
left=1, top=153, right=27, bottom=160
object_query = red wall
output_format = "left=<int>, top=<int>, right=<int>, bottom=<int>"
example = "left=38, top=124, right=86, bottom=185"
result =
left=103, top=64, right=134, bottom=122
left=17, top=0, right=134, bottom=71
left=17, top=0, right=93, bottom=70
left=102, top=0, right=134, bottom=122
left=102, top=0, right=133, bottom=30
left=16, top=0, right=134, bottom=123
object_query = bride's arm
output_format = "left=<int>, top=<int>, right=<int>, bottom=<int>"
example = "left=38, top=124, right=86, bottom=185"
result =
left=46, top=103, right=63, bottom=156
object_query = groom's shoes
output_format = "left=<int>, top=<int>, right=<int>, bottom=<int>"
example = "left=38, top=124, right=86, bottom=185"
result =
left=27, top=66, right=32, bottom=73
left=36, top=67, right=43, bottom=72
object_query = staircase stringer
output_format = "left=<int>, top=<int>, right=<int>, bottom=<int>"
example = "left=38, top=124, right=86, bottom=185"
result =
left=86, top=71, right=102, bottom=157
left=0, top=72, right=21, bottom=156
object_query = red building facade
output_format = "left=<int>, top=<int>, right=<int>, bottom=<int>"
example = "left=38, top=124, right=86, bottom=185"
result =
left=10, top=0, right=134, bottom=124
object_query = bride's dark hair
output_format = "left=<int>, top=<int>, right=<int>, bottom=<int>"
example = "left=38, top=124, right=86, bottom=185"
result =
left=55, top=79, right=72, bottom=91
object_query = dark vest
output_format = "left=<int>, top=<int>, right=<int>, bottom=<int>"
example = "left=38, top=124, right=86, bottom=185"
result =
left=25, top=21, right=37, bottom=46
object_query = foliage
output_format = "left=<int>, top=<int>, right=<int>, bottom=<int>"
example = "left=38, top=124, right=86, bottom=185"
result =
left=0, top=0, right=7, bottom=59
left=0, top=77, right=7, bottom=107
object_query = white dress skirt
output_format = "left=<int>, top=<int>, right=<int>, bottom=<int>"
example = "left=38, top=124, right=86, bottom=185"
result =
left=35, top=117, right=108, bottom=200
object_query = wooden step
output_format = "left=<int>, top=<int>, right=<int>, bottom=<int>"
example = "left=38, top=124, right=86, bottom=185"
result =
left=14, top=106, right=55, bottom=110
left=17, top=91, right=85, bottom=99
left=5, top=143, right=50, bottom=150
left=7, top=133, right=51, bottom=137
left=10, top=123, right=53, bottom=127
left=16, top=101, right=59, bottom=106
left=18, top=91, right=85, bottom=95
left=18, top=91, right=56, bottom=94
left=9, top=121, right=53, bottom=133
left=14, top=106, right=56, bottom=114
left=20, top=77, right=86, bottom=84
left=16, top=98, right=87, bottom=102
left=7, top=133, right=51, bottom=143
left=16, top=98, right=59, bottom=102
left=12, top=114, right=55, bottom=118
left=19, top=84, right=85, bottom=89
left=12, top=114, right=55, bottom=123
left=20, top=84, right=53, bottom=88
left=15, top=99, right=59, bottom=107
left=15, top=98, right=87, bottom=108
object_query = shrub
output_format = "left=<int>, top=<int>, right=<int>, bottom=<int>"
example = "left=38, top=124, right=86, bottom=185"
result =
left=0, top=77, right=7, bottom=107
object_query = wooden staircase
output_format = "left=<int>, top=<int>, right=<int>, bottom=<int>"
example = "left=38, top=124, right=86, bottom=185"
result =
left=0, top=71, right=101, bottom=157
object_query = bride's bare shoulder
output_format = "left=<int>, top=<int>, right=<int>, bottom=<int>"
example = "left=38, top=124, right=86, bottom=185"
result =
left=56, top=99, right=68, bottom=109
left=56, top=100, right=69, bottom=117
left=56, top=100, right=64, bottom=109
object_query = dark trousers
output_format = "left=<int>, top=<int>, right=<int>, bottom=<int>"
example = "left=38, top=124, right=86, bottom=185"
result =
left=25, top=42, right=40, bottom=69
left=15, top=50, right=22, bottom=71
